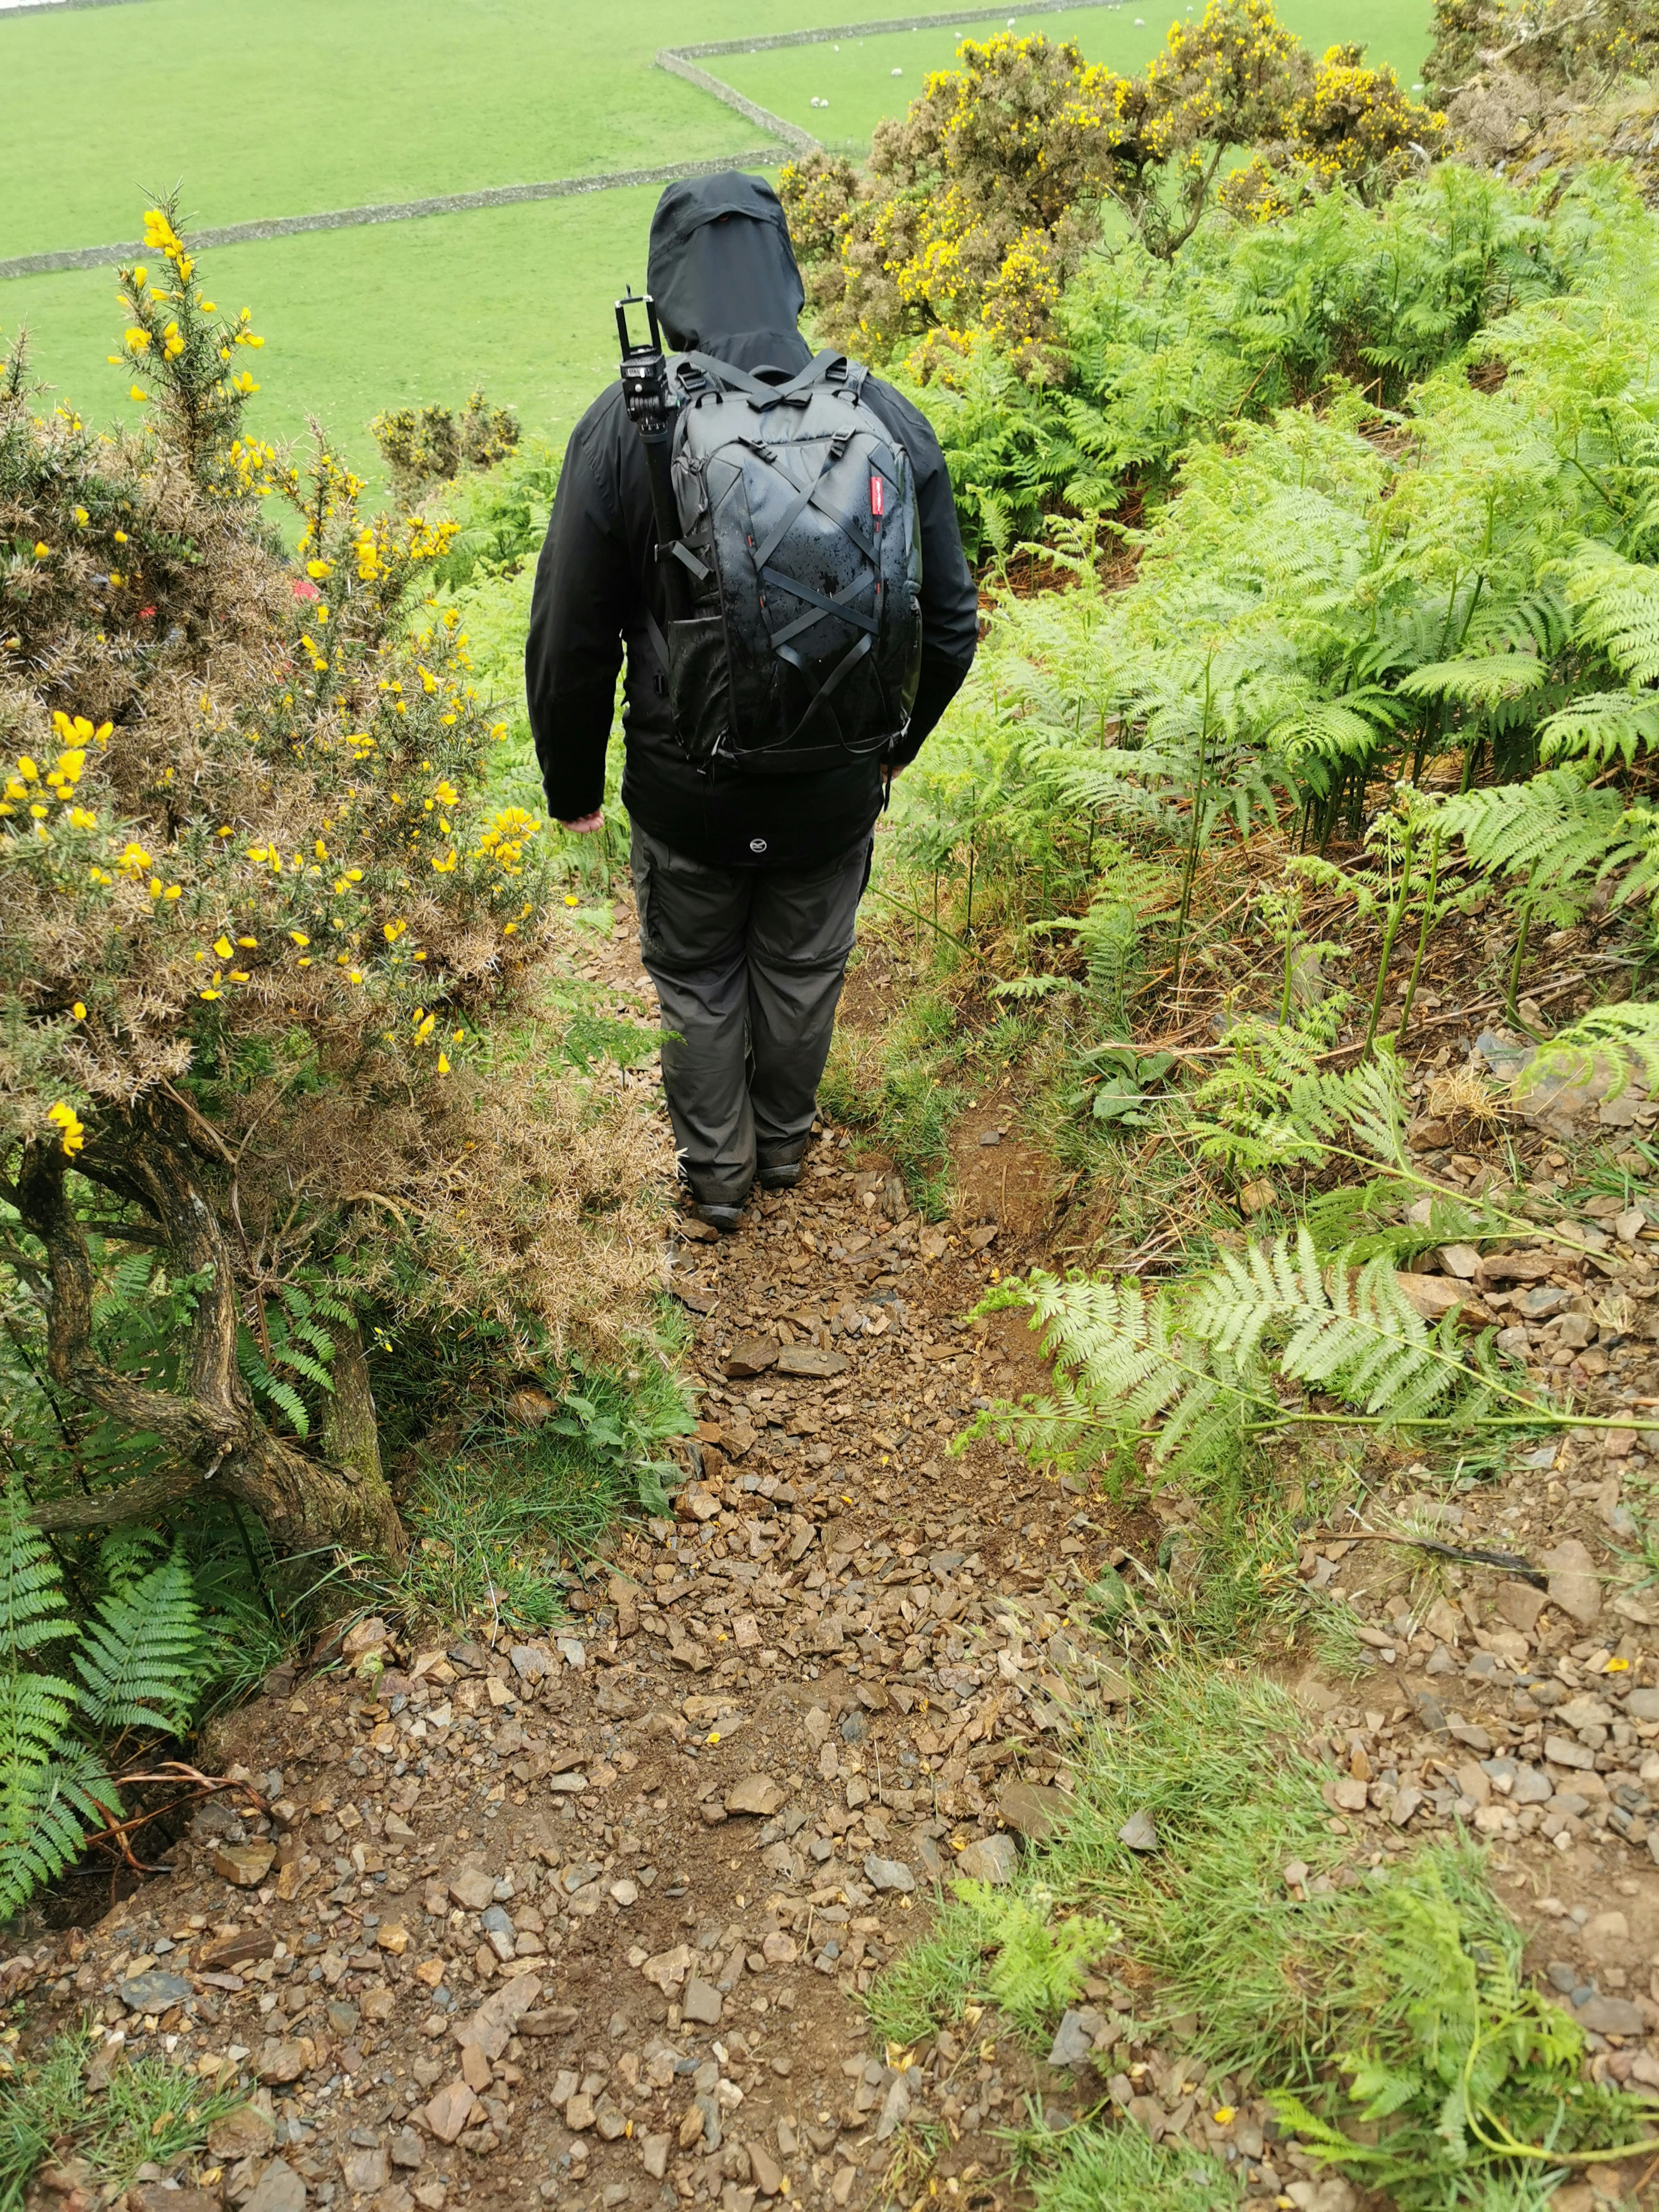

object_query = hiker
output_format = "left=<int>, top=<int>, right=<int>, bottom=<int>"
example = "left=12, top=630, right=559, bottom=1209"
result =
left=526, top=170, right=978, bottom=1230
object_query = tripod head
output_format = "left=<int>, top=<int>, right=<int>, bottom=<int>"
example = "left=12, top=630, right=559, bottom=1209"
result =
left=616, top=288, right=671, bottom=441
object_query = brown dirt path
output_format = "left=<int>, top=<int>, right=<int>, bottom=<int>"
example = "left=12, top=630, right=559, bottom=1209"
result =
left=8, top=902, right=1116, bottom=2212
left=22, top=903, right=1659, bottom=2212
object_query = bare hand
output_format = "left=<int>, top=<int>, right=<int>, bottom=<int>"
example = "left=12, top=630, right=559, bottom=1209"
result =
left=560, top=810, right=604, bottom=833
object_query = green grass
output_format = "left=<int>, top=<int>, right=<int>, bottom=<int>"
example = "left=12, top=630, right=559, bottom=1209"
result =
left=871, top=1667, right=1653, bottom=2209
left=3, top=0, right=1434, bottom=498
left=1021, top=2125, right=1246, bottom=2212
left=0, top=2028, right=249, bottom=2203
left=394, top=1324, right=694, bottom=1631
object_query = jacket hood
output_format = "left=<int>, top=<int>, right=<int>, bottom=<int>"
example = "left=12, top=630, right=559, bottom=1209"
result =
left=646, top=171, right=810, bottom=373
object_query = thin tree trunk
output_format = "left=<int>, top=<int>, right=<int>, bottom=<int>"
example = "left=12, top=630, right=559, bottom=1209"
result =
left=321, top=1319, right=384, bottom=1497
left=15, top=1111, right=405, bottom=1562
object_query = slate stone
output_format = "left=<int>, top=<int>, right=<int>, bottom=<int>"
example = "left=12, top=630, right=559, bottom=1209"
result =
left=775, top=1344, right=849, bottom=1377
left=1575, top=1993, right=1646, bottom=2036
left=726, top=1336, right=779, bottom=1379
left=1046, top=2008, right=1103, bottom=2068
left=1625, top=1689, right=1659, bottom=1721
left=340, top=2147, right=390, bottom=2192
left=256, top=2039, right=306, bottom=2085
left=863, top=1854, right=916, bottom=1892
left=453, top=1973, right=543, bottom=2060
left=420, top=2079, right=477, bottom=2144
left=1541, top=1538, right=1602, bottom=1628
left=999, top=1780, right=1070, bottom=1841
left=243, top=2159, right=307, bottom=2212
left=681, top=1976, right=724, bottom=2024
left=211, top=1840, right=275, bottom=1888
left=447, top=1865, right=496, bottom=1911
left=118, top=1969, right=193, bottom=2012
left=1117, top=1810, right=1158, bottom=1853
left=955, top=1834, right=1017, bottom=1883
left=725, top=1774, right=784, bottom=1817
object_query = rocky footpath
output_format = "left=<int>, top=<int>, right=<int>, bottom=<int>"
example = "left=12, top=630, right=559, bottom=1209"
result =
left=13, top=938, right=1659, bottom=2212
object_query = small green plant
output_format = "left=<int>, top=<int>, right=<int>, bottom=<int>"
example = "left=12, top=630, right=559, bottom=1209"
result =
left=395, top=1328, right=694, bottom=1630
left=0, top=1496, right=211, bottom=1917
left=820, top=993, right=967, bottom=1219
left=872, top=1669, right=1653, bottom=2204
left=0, top=2026, right=248, bottom=2204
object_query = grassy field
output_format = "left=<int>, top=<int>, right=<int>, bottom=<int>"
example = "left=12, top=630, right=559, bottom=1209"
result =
left=1, top=0, right=1434, bottom=493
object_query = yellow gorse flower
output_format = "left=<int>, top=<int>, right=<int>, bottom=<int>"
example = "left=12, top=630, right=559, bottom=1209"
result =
left=47, top=1102, right=86, bottom=1157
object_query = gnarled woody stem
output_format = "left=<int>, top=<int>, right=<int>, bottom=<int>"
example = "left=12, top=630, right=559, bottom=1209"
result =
left=14, top=1106, right=405, bottom=1562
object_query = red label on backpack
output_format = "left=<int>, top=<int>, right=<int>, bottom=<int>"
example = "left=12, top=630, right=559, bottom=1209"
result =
left=870, top=472, right=885, bottom=517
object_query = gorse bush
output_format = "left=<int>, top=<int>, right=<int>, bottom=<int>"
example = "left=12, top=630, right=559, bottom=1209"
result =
left=780, top=3, right=1442, bottom=373
left=0, top=197, right=665, bottom=1572
left=370, top=388, right=521, bottom=507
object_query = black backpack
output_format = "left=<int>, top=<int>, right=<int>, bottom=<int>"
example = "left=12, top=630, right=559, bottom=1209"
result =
left=646, top=350, right=924, bottom=772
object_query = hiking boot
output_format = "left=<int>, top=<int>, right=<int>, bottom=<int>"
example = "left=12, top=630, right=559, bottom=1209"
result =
left=694, top=1201, right=744, bottom=1234
left=757, top=1160, right=801, bottom=1191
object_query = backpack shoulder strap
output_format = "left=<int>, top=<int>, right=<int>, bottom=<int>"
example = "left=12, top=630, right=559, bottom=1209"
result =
left=680, top=349, right=864, bottom=413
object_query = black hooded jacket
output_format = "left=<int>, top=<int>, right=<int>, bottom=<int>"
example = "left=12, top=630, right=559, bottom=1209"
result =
left=524, top=172, right=979, bottom=869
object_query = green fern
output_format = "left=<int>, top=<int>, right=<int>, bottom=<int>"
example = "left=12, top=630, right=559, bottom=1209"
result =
left=971, top=1225, right=1557, bottom=1484
left=74, top=1556, right=205, bottom=1733
left=0, top=1673, right=114, bottom=1922
left=957, top=1885, right=1118, bottom=2040
left=1537, top=686, right=1659, bottom=767
left=1513, top=1000, right=1659, bottom=1096
left=0, top=1487, right=72, bottom=1661
left=236, top=1332, right=315, bottom=1437
left=1397, top=655, right=1551, bottom=706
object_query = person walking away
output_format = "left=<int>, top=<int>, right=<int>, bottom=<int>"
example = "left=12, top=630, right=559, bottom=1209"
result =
left=525, top=172, right=978, bottom=1229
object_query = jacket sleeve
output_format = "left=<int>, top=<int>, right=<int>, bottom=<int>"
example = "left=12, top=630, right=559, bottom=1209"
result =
left=524, top=395, right=632, bottom=822
left=865, top=379, right=979, bottom=769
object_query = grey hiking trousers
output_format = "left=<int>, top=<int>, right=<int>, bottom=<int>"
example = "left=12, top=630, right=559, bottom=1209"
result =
left=631, top=822, right=871, bottom=1208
